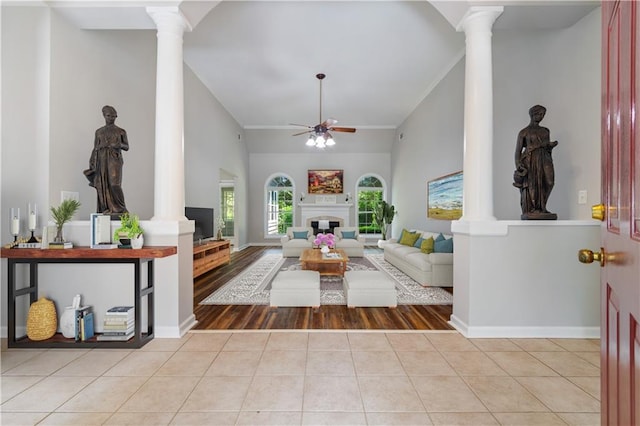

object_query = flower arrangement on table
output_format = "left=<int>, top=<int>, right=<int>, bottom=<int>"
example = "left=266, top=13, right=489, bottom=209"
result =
left=314, top=233, right=335, bottom=254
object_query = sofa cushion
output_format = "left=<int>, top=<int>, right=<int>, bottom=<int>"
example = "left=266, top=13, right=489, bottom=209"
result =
left=399, top=229, right=420, bottom=246
left=341, top=230, right=356, bottom=239
left=420, top=237, right=435, bottom=254
left=293, top=231, right=309, bottom=239
left=434, top=237, right=453, bottom=253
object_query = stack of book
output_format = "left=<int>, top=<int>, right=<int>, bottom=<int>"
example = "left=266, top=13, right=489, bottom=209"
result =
left=97, top=306, right=134, bottom=341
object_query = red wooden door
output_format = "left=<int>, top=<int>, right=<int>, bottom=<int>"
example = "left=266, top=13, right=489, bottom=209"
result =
left=601, top=1, right=640, bottom=424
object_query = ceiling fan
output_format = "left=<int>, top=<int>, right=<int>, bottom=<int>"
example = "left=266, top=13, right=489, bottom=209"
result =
left=291, top=73, right=356, bottom=148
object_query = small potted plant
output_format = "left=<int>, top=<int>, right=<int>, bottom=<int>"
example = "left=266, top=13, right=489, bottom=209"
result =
left=113, top=212, right=144, bottom=249
left=50, top=199, right=81, bottom=244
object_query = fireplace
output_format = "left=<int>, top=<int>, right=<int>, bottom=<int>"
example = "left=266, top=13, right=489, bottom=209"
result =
left=309, top=219, right=341, bottom=235
left=299, top=202, right=352, bottom=230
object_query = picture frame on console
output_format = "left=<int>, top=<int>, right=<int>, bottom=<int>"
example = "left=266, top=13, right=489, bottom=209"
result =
left=308, top=170, right=343, bottom=194
left=427, top=171, right=463, bottom=220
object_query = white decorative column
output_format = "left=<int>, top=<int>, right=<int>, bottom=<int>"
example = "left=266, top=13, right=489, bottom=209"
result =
left=145, top=7, right=197, bottom=338
left=147, top=7, right=191, bottom=221
left=457, top=6, right=503, bottom=222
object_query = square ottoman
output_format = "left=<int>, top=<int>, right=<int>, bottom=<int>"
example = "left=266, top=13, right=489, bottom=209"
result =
left=343, top=271, right=397, bottom=308
left=270, top=270, right=321, bottom=307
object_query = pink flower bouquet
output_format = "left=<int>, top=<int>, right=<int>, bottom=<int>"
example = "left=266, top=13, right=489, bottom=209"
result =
left=314, top=233, right=335, bottom=248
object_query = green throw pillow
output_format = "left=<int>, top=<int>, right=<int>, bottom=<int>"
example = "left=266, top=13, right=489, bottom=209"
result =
left=434, top=237, right=453, bottom=253
left=341, top=230, right=356, bottom=239
left=420, top=237, right=434, bottom=254
left=292, top=231, right=308, bottom=239
left=399, top=229, right=420, bottom=246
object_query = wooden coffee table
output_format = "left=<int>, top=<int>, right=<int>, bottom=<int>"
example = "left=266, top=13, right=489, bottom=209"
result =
left=299, top=248, right=349, bottom=277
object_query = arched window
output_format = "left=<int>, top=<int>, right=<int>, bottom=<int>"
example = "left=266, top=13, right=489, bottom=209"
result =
left=356, top=175, right=385, bottom=236
left=265, top=175, right=294, bottom=236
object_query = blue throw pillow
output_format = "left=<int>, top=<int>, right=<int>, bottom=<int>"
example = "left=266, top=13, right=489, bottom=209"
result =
left=413, top=237, right=424, bottom=248
left=292, top=231, right=308, bottom=239
left=435, top=233, right=446, bottom=242
left=341, top=230, right=356, bottom=239
left=434, top=237, right=453, bottom=253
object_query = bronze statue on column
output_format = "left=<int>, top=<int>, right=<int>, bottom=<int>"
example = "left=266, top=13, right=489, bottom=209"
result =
left=514, top=105, right=558, bottom=220
left=83, top=105, right=129, bottom=217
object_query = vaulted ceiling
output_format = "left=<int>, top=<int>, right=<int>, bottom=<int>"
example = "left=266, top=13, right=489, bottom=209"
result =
left=48, top=0, right=599, bottom=153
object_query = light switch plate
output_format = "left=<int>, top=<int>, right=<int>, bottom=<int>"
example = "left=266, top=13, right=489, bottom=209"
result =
left=578, top=190, right=587, bottom=205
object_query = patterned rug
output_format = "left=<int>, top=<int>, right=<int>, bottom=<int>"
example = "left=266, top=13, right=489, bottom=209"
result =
left=200, top=253, right=453, bottom=306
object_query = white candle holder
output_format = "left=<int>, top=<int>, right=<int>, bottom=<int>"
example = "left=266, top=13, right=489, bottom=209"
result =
left=27, top=203, right=38, bottom=243
left=10, top=207, right=20, bottom=243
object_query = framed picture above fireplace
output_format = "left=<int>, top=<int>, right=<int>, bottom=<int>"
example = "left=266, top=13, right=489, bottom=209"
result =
left=308, top=170, right=344, bottom=194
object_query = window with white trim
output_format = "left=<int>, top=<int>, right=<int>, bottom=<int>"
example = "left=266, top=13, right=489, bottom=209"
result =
left=266, top=175, right=294, bottom=236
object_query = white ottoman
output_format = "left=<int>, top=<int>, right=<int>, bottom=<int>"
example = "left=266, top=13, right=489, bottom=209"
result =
left=270, top=270, right=321, bottom=307
left=343, top=271, right=397, bottom=308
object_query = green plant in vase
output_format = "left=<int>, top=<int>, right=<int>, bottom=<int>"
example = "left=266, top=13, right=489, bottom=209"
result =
left=113, top=212, right=144, bottom=248
left=373, top=200, right=396, bottom=240
left=50, top=199, right=81, bottom=243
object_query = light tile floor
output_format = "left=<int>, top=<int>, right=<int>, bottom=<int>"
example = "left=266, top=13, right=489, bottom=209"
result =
left=1, top=331, right=600, bottom=425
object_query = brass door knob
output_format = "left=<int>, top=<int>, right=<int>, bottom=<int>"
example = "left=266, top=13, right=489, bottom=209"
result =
left=592, top=204, right=605, bottom=221
left=578, top=248, right=606, bottom=267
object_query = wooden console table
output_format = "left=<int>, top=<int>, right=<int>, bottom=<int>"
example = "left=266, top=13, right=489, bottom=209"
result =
left=1, top=246, right=176, bottom=349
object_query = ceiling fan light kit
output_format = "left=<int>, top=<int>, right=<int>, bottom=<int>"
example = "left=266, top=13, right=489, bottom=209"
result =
left=293, top=73, right=356, bottom=149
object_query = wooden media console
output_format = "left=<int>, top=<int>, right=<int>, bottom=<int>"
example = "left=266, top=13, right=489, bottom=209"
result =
left=193, top=240, right=230, bottom=277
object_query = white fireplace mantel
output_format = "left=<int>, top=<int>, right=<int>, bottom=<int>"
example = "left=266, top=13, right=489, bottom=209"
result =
left=298, top=203, right=353, bottom=227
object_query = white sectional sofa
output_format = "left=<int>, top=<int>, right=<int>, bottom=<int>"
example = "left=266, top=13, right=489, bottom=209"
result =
left=333, top=227, right=365, bottom=257
left=383, top=230, right=453, bottom=287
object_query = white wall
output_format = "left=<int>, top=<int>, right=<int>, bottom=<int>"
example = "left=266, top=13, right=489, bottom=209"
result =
left=391, top=58, right=465, bottom=237
left=48, top=11, right=158, bottom=220
left=0, top=6, right=248, bottom=337
left=492, top=9, right=601, bottom=221
left=184, top=65, right=249, bottom=247
left=246, top=135, right=393, bottom=244
left=392, top=8, right=600, bottom=234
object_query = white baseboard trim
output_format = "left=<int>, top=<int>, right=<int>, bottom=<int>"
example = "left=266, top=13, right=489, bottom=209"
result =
left=449, top=315, right=600, bottom=338
left=154, top=314, right=198, bottom=338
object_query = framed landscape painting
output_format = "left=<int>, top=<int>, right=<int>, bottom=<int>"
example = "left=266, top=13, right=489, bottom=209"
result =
left=308, top=170, right=344, bottom=194
left=427, top=171, right=463, bottom=220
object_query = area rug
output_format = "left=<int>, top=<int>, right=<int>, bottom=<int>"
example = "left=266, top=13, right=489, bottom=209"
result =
left=200, top=253, right=453, bottom=306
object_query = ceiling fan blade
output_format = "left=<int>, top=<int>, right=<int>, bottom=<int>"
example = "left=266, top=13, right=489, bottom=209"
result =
left=289, top=123, right=312, bottom=128
left=322, top=118, right=338, bottom=127
left=292, top=129, right=313, bottom=136
left=330, top=127, right=357, bottom=133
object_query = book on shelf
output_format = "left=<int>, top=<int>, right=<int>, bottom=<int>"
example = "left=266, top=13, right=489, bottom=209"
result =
left=91, top=243, right=118, bottom=249
left=74, top=306, right=92, bottom=342
left=49, top=241, right=73, bottom=249
left=97, top=332, right=134, bottom=341
left=102, top=328, right=134, bottom=336
left=102, top=323, right=134, bottom=332
left=90, top=213, right=112, bottom=248
left=105, top=306, right=134, bottom=317
left=80, top=312, right=95, bottom=341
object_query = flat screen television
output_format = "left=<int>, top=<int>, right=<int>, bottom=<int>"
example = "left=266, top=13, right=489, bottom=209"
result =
left=185, top=207, right=214, bottom=242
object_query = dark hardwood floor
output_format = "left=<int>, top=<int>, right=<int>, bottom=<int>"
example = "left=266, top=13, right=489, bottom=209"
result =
left=192, top=245, right=454, bottom=330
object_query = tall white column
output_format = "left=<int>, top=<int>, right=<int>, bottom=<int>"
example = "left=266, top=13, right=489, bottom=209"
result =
left=147, top=7, right=190, bottom=220
left=457, top=7, right=502, bottom=222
